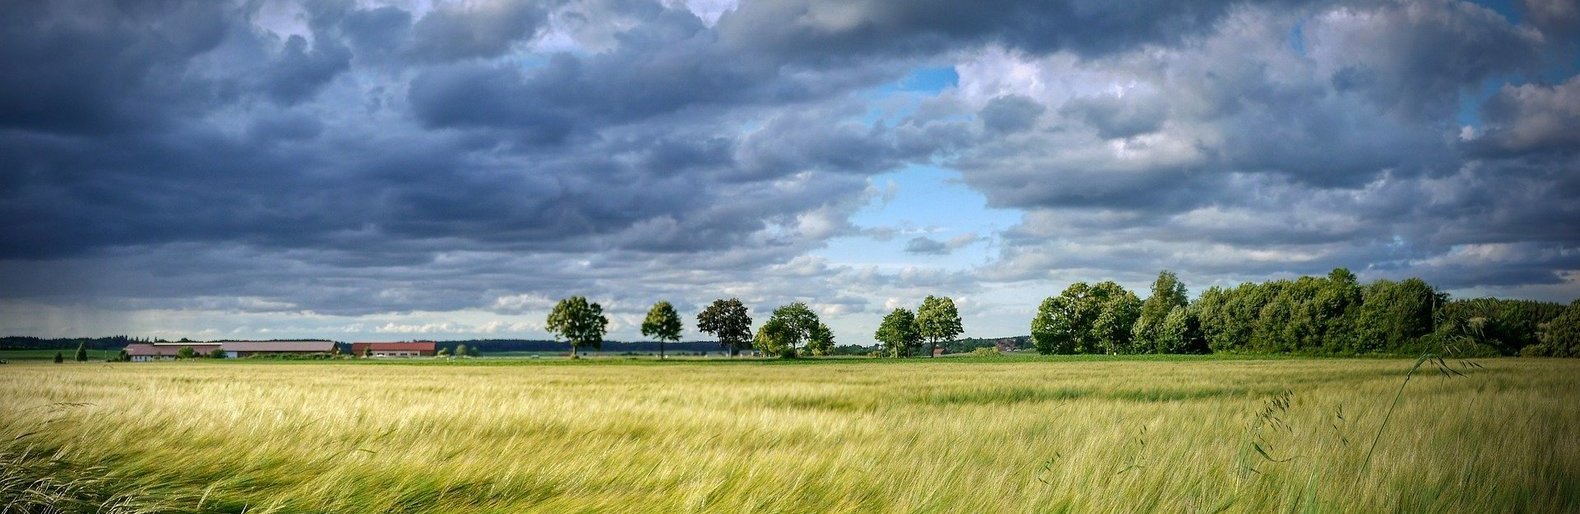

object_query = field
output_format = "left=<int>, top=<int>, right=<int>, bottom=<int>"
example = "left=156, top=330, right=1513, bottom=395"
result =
left=2, top=357, right=1577, bottom=513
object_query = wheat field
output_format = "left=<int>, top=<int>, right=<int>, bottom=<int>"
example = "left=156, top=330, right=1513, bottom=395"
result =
left=2, top=357, right=1577, bottom=513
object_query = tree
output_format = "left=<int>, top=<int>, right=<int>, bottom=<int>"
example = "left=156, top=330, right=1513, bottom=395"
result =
left=755, top=303, right=823, bottom=358
left=436, top=347, right=450, bottom=357
left=74, top=342, right=88, bottom=362
left=641, top=301, right=684, bottom=359
left=697, top=298, right=753, bottom=356
left=1157, top=306, right=1206, bottom=354
left=177, top=346, right=196, bottom=360
left=546, top=296, right=610, bottom=359
left=875, top=308, right=921, bottom=357
left=1090, top=282, right=1141, bottom=354
left=53, top=351, right=63, bottom=363
left=753, top=317, right=796, bottom=358
left=362, top=346, right=373, bottom=358
left=1527, top=300, right=1580, bottom=357
left=208, top=348, right=227, bottom=359
left=1133, top=271, right=1189, bottom=353
left=330, top=344, right=342, bottom=357
left=916, top=295, right=963, bottom=357
left=1031, top=294, right=1080, bottom=355
left=806, top=322, right=835, bottom=356
left=466, top=345, right=480, bottom=357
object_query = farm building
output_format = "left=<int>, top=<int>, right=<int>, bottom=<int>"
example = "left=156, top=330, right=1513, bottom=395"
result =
left=123, top=341, right=336, bottom=361
left=125, top=343, right=221, bottom=362
left=351, top=341, right=437, bottom=357
left=214, top=340, right=336, bottom=358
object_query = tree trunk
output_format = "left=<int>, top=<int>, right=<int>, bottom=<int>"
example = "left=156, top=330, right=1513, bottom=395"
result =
left=660, top=341, right=665, bottom=360
left=570, top=342, right=578, bottom=359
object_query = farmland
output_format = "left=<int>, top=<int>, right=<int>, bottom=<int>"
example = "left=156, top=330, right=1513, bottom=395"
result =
left=3, top=357, right=1578, bottom=513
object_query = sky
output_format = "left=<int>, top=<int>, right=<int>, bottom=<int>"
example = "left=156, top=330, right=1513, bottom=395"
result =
left=1, top=0, right=1578, bottom=344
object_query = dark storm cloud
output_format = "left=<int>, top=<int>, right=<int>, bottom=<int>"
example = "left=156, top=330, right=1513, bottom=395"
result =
left=715, top=0, right=1280, bottom=63
left=0, top=0, right=1576, bottom=337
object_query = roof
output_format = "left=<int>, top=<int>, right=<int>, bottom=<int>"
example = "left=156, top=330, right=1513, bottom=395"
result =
left=351, top=341, right=436, bottom=351
left=125, top=343, right=220, bottom=356
left=216, top=340, right=336, bottom=352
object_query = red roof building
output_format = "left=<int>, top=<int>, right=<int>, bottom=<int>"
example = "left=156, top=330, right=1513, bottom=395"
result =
left=351, top=341, right=437, bottom=358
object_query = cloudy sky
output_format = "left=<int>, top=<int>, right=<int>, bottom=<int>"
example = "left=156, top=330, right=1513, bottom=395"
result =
left=1, top=0, right=1577, bottom=343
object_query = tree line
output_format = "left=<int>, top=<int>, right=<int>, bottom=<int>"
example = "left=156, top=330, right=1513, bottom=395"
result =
left=1032, top=269, right=1580, bottom=357
left=544, top=295, right=965, bottom=358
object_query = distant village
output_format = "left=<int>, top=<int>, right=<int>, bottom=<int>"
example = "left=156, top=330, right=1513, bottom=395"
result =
left=124, top=340, right=437, bottom=362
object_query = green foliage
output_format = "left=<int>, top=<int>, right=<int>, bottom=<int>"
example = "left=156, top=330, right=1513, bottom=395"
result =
left=1157, top=306, right=1206, bottom=354
left=208, top=348, right=227, bottom=359
left=52, top=351, right=63, bottom=363
left=755, top=303, right=826, bottom=357
left=874, top=308, right=920, bottom=357
left=753, top=317, right=796, bottom=358
left=1527, top=300, right=1580, bottom=357
left=916, top=295, right=963, bottom=357
left=1433, top=298, right=1567, bottom=355
left=176, top=346, right=196, bottom=360
left=806, top=322, right=835, bottom=357
left=1031, top=282, right=1138, bottom=354
left=436, top=347, right=450, bottom=357
left=1355, top=278, right=1440, bottom=354
left=74, top=342, right=88, bottom=363
left=698, top=298, right=753, bottom=356
left=546, top=296, right=610, bottom=358
left=464, top=344, right=480, bottom=358
left=1133, top=271, right=1189, bottom=353
left=641, top=301, right=684, bottom=358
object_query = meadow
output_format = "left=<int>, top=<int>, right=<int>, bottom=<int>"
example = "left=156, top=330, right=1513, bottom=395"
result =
left=2, top=357, right=1577, bottom=513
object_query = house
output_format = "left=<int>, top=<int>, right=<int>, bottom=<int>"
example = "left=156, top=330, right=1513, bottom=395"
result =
left=351, top=341, right=437, bottom=357
left=933, top=346, right=948, bottom=357
left=214, top=340, right=336, bottom=358
left=125, top=343, right=221, bottom=362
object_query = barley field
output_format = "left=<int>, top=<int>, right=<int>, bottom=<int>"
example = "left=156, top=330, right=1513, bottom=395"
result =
left=2, top=357, right=1577, bottom=513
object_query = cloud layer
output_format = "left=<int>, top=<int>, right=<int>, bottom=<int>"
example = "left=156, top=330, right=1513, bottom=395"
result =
left=1, top=0, right=1576, bottom=341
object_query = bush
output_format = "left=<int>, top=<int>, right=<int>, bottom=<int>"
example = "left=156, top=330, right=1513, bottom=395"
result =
left=969, top=347, right=1000, bottom=357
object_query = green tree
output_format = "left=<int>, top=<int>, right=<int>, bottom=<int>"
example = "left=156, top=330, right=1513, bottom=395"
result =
left=208, top=348, right=227, bottom=359
left=1356, top=278, right=1441, bottom=354
left=753, top=317, right=796, bottom=358
left=698, top=298, right=753, bottom=356
left=465, top=345, right=480, bottom=357
left=806, top=322, right=835, bottom=356
left=1032, top=283, right=1091, bottom=354
left=53, top=351, right=63, bottom=363
left=1528, top=300, right=1580, bottom=357
left=74, top=341, right=88, bottom=362
left=874, top=308, right=920, bottom=357
left=1090, top=282, right=1141, bottom=354
left=641, top=301, right=684, bottom=359
left=1031, top=281, right=1139, bottom=354
left=546, top=296, right=610, bottom=359
left=362, top=346, right=373, bottom=358
left=755, top=302, right=823, bottom=358
left=916, top=295, right=963, bottom=357
left=453, top=344, right=468, bottom=359
left=436, top=347, right=450, bottom=357
left=177, top=346, right=196, bottom=360
left=1133, top=271, right=1189, bottom=353
left=1157, top=306, right=1206, bottom=354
